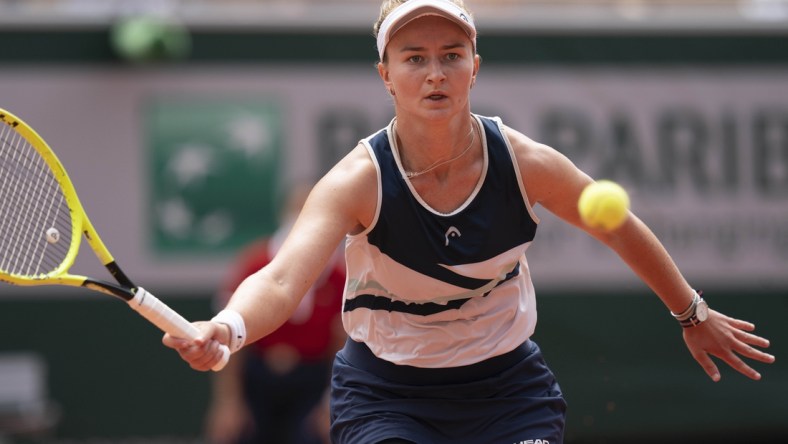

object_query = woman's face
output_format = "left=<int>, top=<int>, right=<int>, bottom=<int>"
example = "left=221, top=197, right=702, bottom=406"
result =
left=379, top=15, right=478, bottom=122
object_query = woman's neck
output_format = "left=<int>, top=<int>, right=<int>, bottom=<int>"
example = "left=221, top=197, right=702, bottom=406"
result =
left=393, top=114, right=477, bottom=175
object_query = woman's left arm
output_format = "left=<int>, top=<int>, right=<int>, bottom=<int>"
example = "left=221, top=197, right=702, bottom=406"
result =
left=507, top=126, right=775, bottom=381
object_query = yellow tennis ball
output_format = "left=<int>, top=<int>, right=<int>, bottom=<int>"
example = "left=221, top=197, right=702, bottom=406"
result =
left=578, top=180, right=630, bottom=231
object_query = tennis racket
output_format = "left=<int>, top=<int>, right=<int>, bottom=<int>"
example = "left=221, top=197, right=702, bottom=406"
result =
left=0, top=108, right=229, bottom=371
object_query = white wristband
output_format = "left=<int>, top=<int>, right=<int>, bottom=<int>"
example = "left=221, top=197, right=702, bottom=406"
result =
left=211, top=309, right=246, bottom=353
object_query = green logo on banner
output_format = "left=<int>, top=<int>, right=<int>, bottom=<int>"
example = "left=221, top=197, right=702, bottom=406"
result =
left=147, top=99, right=282, bottom=255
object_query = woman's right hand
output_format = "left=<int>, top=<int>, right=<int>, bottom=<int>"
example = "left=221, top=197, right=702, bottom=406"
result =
left=162, top=321, right=230, bottom=371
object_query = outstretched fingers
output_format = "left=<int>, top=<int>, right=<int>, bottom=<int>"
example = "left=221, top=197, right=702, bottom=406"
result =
left=726, top=316, right=756, bottom=332
left=733, top=327, right=771, bottom=349
left=689, top=348, right=721, bottom=382
left=684, top=310, right=775, bottom=381
left=732, top=332, right=776, bottom=365
left=715, top=349, right=763, bottom=381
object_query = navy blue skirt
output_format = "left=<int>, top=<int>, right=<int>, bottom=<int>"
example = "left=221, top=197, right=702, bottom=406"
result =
left=330, top=339, right=567, bottom=444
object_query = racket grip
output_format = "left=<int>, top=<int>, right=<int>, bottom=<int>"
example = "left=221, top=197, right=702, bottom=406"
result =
left=128, top=287, right=230, bottom=371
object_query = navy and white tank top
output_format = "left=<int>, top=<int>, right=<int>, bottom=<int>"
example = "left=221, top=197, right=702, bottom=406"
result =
left=342, top=115, right=540, bottom=368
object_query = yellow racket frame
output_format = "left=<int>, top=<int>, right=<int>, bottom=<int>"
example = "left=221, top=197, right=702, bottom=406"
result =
left=0, top=108, right=232, bottom=370
left=0, top=108, right=116, bottom=288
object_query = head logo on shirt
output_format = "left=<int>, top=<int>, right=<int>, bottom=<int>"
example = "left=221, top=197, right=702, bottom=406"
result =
left=445, top=226, right=461, bottom=246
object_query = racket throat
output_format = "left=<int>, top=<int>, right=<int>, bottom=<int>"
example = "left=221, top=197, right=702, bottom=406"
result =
left=82, top=278, right=134, bottom=301
left=84, top=261, right=138, bottom=301
left=105, top=261, right=136, bottom=290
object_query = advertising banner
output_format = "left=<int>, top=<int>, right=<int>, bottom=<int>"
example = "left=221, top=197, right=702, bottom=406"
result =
left=0, top=66, right=785, bottom=290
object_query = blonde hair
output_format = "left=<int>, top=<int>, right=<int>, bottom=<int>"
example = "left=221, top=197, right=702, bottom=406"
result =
left=373, top=0, right=473, bottom=39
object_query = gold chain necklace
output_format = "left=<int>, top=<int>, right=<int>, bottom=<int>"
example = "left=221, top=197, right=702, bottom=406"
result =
left=396, top=119, right=477, bottom=179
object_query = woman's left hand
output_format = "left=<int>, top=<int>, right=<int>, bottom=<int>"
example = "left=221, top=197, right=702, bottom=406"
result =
left=682, top=310, right=775, bottom=381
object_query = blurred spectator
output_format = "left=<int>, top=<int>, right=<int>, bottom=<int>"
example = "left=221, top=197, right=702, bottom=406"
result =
left=205, top=183, right=346, bottom=444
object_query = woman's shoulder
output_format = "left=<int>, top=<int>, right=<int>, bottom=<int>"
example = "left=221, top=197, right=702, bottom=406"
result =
left=497, top=122, right=560, bottom=167
left=332, top=142, right=379, bottom=183
left=497, top=121, right=585, bottom=205
left=317, top=143, right=379, bottom=230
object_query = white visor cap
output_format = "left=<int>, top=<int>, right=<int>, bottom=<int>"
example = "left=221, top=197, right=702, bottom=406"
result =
left=377, top=0, right=477, bottom=61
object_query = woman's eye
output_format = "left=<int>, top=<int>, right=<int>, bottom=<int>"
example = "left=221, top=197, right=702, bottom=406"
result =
left=409, top=55, right=423, bottom=63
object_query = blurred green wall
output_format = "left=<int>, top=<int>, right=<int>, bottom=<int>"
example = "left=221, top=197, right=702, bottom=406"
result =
left=1, top=28, right=788, bottom=65
left=1, top=289, right=785, bottom=443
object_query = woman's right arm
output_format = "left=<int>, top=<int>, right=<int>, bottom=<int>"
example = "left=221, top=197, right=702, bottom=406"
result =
left=162, top=144, right=378, bottom=371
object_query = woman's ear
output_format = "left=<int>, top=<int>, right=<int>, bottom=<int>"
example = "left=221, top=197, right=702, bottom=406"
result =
left=471, top=53, right=481, bottom=88
left=378, top=61, right=393, bottom=94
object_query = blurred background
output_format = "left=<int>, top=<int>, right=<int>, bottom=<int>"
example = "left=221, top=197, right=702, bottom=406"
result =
left=0, top=0, right=786, bottom=443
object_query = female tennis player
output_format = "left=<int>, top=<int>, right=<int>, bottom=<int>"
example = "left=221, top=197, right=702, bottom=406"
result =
left=163, top=1, right=775, bottom=442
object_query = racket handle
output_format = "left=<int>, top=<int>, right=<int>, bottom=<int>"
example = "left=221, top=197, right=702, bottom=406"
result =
left=128, top=287, right=230, bottom=371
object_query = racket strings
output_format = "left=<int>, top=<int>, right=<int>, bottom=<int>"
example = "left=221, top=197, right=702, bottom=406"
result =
left=0, top=129, right=71, bottom=276
left=0, top=124, right=73, bottom=278
left=17, top=146, right=69, bottom=274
